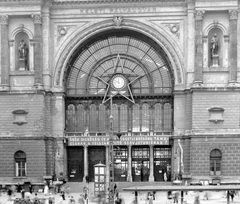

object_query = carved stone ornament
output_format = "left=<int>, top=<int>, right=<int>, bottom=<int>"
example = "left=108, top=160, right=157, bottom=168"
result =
left=194, top=10, right=205, bottom=21
left=32, top=14, right=42, bottom=24
left=113, top=16, right=123, bottom=27
left=0, top=15, right=9, bottom=25
left=229, top=10, right=238, bottom=20
left=12, top=109, right=28, bottom=125
left=208, top=107, right=224, bottom=123
left=163, top=23, right=180, bottom=39
left=57, top=25, right=74, bottom=41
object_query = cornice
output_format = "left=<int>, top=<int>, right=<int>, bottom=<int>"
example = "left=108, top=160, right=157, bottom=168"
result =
left=0, top=0, right=47, bottom=5
left=52, top=0, right=185, bottom=5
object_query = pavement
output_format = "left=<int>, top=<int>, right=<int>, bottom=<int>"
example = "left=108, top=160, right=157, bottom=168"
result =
left=0, top=190, right=239, bottom=204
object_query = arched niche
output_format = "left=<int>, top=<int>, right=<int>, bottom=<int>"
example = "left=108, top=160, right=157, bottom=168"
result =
left=203, top=23, right=228, bottom=69
left=10, top=25, right=34, bottom=72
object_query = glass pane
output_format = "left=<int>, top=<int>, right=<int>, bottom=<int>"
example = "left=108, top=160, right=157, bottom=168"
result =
left=76, top=104, right=84, bottom=132
left=112, top=104, right=118, bottom=132
left=142, top=103, right=150, bottom=132
left=66, top=104, right=75, bottom=132
left=154, top=103, right=163, bottom=131
left=120, top=104, right=128, bottom=132
left=99, top=104, right=106, bottom=132
left=132, top=104, right=140, bottom=132
left=89, top=104, right=98, bottom=132
left=163, top=103, right=172, bottom=131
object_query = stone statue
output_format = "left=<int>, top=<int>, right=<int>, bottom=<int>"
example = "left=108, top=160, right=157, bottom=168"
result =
left=18, top=39, right=28, bottom=70
left=210, top=34, right=218, bottom=58
left=18, top=39, right=28, bottom=60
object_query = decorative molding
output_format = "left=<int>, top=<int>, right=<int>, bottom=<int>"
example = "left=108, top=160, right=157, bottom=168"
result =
left=213, top=20, right=218, bottom=27
left=163, top=23, right=180, bottom=39
left=208, top=107, right=224, bottom=123
left=194, top=10, right=205, bottom=21
left=54, top=19, right=184, bottom=86
left=224, top=35, right=229, bottom=43
left=32, top=14, right=42, bottom=24
left=12, top=109, right=28, bottom=125
left=0, top=15, right=9, bottom=25
left=52, top=0, right=185, bottom=5
left=57, top=25, right=74, bottom=41
left=113, top=16, right=123, bottom=28
left=229, top=10, right=238, bottom=20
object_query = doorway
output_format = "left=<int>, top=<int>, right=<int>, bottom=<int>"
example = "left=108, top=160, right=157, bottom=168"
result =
left=67, top=147, right=84, bottom=182
left=132, top=147, right=150, bottom=182
left=88, top=146, right=106, bottom=182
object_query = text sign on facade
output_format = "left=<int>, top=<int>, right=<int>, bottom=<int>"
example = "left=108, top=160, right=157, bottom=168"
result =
left=68, top=135, right=169, bottom=146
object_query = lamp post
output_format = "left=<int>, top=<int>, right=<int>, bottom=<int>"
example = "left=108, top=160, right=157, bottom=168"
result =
left=108, top=97, right=115, bottom=204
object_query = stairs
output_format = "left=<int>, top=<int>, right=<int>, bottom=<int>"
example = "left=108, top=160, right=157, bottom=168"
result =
left=65, top=181, right=172, bottom=193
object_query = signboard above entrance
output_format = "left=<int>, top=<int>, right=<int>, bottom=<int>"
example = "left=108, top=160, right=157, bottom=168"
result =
left=68, top=135, right=169, bottom=146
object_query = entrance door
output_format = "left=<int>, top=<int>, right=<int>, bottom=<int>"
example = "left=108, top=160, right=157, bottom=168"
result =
left=67, top=147, right=84, bottom=182
left=132, top=147, right=150, bottom=182
left=154, top=147, right=171, bottom=181
left=88, top=146, right=106, bottom=182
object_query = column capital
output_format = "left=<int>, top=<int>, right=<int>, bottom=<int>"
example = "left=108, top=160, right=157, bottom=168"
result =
left=194, top=10, right=205, bottom=21
left=32, top=14, right=42, bottom=24
left=0, top=15, right=9, bottom=25
left=229, top=10, right=238, bottom=20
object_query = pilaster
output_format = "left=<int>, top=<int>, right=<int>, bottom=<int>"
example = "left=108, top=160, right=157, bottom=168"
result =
left=149, top=145, right=154, bottom=182
left=32, top=14, right=43, bottom=88
left=127, top=145, right=132, bottom=182
left=228, top=10, right=238, bottom=82
left=84, top=146, right=88, bottom=180
left=0, top=15, right=10, bottom=89
left=194, top=10, right=204, bottom=83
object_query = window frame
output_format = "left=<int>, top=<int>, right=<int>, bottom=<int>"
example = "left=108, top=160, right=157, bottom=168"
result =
left=210, top=149, right=222, bottom=176
left=14, top=151, right=27, bottom=177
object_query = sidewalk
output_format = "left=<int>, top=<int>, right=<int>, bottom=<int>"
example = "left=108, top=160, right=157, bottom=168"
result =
left=0, top=190, right=239, bottom=204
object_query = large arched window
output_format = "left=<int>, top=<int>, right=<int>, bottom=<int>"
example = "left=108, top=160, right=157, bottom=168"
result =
left=14, top=151, right=26, bottom=177
left=65, top=29, right=174, bottom=136
left=210, top=149, right=222, bottom=176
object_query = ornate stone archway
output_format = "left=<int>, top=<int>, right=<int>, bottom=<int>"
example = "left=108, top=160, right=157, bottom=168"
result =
left=52, top=19, right=184, bottom=90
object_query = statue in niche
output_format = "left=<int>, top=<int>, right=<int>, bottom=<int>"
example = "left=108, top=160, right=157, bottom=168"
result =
left=18, top=39, right=28, bottom=70
left=210, top=34, right=219, bottom=67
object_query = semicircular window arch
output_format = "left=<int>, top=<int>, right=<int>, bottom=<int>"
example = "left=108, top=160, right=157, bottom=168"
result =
left=66, top=30, right=174, bottom=97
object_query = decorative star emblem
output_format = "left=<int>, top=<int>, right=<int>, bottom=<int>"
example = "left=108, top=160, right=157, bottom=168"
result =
left=95, top=54, right=143, bottom=105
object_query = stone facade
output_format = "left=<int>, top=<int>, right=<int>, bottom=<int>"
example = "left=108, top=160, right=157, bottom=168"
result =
left=0, top=0, right=240, bottom=185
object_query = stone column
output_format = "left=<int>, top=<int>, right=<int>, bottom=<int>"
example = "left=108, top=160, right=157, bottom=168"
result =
left=84, top=146, right=88, bottom=180
left=194, top=10, right=204, bottom=83
left=127, top=145, right=132, bottom=182
left=32, top=14, right=43, bottom=88
left=0, top=15, right=9, bottom=89
left=105, top=146, right=110, bottom=190
left=149, top=145, right=154, bottom=182
left=228, top=10, right=238, bottom=82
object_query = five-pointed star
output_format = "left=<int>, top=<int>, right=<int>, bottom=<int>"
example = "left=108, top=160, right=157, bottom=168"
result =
left=95, top=54, right=143, bottom=105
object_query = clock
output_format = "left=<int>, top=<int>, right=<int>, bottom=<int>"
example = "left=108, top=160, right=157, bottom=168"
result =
left=111, top=74, right=126, bottom=90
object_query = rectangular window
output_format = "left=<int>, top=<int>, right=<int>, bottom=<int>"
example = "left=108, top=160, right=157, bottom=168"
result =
left=16, top=161, right=26, bottom=177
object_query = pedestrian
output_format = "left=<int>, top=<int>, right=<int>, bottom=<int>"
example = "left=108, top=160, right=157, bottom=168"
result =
left=21, top=188, right=25, bottom=199
left=229, top=190, right=235, bottom=202
left=60, top=190, right=66, bottom=201
left=78, top=194, right=85, bottom=204
left=147, top=192, right=153, bottom=204
left=172, top=191, right=179, bottom=203
left=17, top=183, right=21, bottom=193
left=7, top=187, right=13, bottom=201
left=134, top=190, right=138, bottom=204
left=49, top=193, right=55, bottom=204
left=164, top=172, right=167, bottom=182
left=69, top=195, right=76, bottom=204
left=193, top=192, right=200, bottom=204
left=44, top=181, right=49, bottom=196
left=29, top=183, right=33, bottom=194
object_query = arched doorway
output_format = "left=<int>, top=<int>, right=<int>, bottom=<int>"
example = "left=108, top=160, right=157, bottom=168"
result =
left=65, top=29, right=174, bottom=182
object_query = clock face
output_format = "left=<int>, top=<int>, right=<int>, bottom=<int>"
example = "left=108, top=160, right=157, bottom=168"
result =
left=111, top=75, right=126, bottom=90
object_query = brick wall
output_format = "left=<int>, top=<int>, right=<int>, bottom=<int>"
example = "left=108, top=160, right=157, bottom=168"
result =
left=192, top=92, right=240, bottom=130
left=0, top=93, right=45, bottom=136
left=190, top=137, right=240, bottom=178
left=0, top=137, right=46, bottom=182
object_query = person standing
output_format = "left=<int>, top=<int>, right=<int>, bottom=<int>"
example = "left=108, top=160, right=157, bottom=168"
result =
left=7, top=187, right=12, bottom=201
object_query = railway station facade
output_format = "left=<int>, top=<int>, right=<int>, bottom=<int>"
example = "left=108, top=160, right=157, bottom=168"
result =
left=0, top=0, right=240, bottom=186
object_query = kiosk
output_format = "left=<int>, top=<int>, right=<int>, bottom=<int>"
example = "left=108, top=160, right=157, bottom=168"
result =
left=94, top=162, right=106, bottom=197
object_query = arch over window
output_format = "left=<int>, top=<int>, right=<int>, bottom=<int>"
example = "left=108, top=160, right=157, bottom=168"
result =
left=66, top=29, right=174, bottom=96
left=210, top=149, right=222, bottom=176
left=14, top=151, right=26, bottom=177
